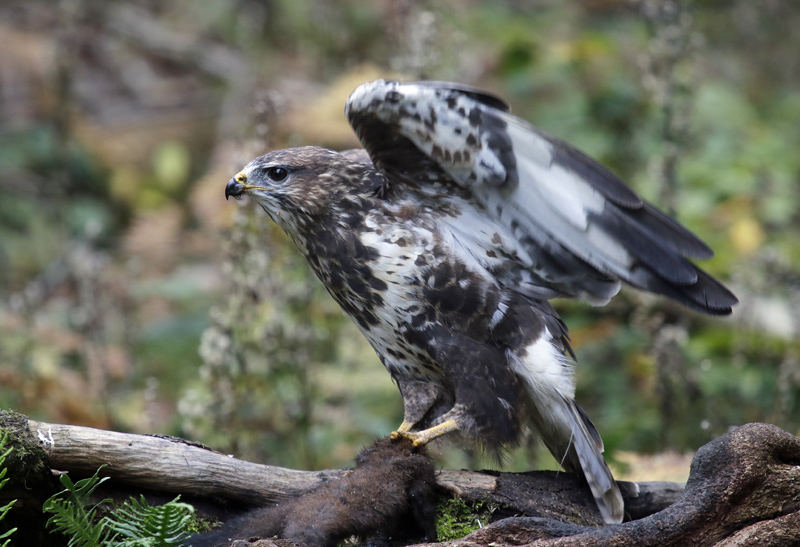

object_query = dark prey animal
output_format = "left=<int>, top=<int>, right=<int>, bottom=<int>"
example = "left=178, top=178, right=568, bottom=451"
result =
left=224, top=79, right=738, bottom=524
left=188, top=437, right=437, bottom=547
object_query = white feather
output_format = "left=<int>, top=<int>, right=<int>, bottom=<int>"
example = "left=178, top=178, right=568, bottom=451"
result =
left=508, top=328, right=574, bottom=400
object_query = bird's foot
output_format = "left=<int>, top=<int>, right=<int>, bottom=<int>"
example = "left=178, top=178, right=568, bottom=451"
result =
left=390, top=419, right=459, bottom=447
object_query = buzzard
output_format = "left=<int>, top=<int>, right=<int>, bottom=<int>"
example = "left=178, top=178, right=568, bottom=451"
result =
left=225, top=80, right=737, bottom=524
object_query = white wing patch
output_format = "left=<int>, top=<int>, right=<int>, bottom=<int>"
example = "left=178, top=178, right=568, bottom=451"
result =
left=508, top=327, right=575, bottom=400
left=502, top=120, right=633, bottom=272
left=433, top=199, right=533, bottom=273
left=509, top=129, right=605, bottom=230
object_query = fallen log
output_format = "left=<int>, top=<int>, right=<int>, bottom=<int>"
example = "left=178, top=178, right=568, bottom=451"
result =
left=0, top=411, right=675, bottom=523
left=3, top=411, right=799, bottom=546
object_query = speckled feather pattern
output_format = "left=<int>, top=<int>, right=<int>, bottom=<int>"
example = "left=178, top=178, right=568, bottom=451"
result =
left=241, top=148, right=560, bottom=448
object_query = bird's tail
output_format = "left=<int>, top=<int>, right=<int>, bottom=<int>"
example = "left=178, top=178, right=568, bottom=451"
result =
left=531, top=396, right=624, bottom=524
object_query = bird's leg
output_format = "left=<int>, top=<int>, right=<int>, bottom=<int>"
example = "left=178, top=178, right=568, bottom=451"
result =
left=391, top=419, right=459, bottom=447
left=393, top=378, right=443, bottom=444
left=395, top=420, right=415, bottom=434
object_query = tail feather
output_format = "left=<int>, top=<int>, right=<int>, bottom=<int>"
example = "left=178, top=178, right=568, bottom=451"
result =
left=532, top=396, right=623, bottom=524
left=563, top=397, right=623, bottom=524
left=506, top=330, right=623, bottom=523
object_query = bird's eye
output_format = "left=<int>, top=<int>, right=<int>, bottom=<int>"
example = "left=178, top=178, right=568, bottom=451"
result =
left=265, top=167, right=289, bottom=182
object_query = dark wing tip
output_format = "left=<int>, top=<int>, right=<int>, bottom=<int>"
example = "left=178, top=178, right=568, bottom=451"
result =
left=632, top=264, right=738, bottom=315
left=690, top=268, right=739, bottom=315
left=639, top=203, right=715, bottom=260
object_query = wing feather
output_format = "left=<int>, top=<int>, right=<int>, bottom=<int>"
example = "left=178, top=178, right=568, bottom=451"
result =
left=346, top=79, right=737, bottom=314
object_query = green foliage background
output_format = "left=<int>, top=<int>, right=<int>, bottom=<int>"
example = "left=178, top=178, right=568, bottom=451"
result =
left=1, top=0, right=798, bottom=476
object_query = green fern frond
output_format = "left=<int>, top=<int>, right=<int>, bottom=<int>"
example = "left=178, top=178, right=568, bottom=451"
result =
left=42, top=464, right=196, bottom=547
left=43, top=467, right=116, bottom=547
left=0, top=432, right=12, bottom=490
left=107, top=495, right=194, bottom=547
left=0, top=430, right=18, bottom=547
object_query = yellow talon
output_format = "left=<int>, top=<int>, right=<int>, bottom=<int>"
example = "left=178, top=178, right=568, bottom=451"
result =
left=396, top=421, right=414, bottom=433
left=390, top=419, right=459, bottom=447
left=390, top=420, right=415, bottom=441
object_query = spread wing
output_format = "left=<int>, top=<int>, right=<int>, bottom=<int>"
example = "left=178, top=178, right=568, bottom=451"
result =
left=346, top=80, right=737, bottom=314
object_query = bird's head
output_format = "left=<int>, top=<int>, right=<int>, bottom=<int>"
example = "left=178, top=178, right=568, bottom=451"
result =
left=225, top=146, right=378, bottom=235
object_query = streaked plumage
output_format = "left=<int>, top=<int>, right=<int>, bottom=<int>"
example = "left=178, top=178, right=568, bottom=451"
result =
left=225, top=80, right=737, bottom=525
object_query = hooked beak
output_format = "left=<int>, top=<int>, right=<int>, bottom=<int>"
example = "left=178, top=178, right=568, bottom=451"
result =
left=226, top=170, right=258, bottom=200
left=225, top=177, right=244, bottom=200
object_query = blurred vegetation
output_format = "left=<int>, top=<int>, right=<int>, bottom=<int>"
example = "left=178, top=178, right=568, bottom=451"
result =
left=1, top=0, right=799, bottom=480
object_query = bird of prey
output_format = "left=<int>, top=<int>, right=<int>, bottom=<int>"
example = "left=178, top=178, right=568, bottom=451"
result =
left=225, top=79, right=737, bottom=524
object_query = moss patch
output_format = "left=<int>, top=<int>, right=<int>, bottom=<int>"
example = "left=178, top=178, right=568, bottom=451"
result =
left=435, top=497, right=500, bottom=541
left=0, top=410, right=51, bottom=488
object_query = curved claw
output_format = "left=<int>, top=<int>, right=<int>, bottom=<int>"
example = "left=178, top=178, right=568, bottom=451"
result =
left=390, top=419, right=460, bottom=447
left=390, top=429, right=424, bottom=447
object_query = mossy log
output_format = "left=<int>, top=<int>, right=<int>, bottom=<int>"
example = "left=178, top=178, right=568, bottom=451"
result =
left=2, top=411, right=799, bottom=546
